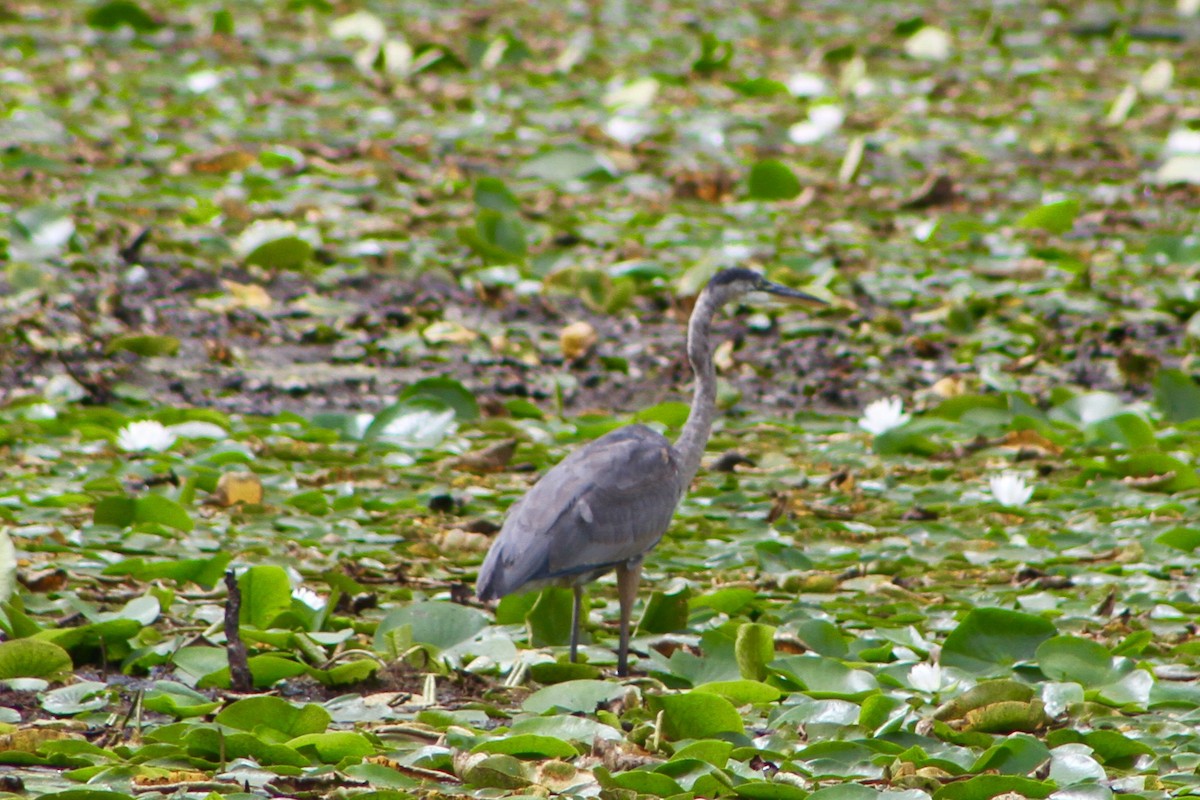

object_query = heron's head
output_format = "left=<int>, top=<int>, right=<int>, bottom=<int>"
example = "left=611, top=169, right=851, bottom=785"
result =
left=705, top=267, right=825, bottom=308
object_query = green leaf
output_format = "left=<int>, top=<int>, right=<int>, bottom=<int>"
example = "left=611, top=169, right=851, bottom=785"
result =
left=459, top=753, right=532, bottom=789
left=103, top=553, right=230, bottom=588
left=92, top=496, right=135, bottom=527
left=747, top=160, right=802, bottom=201
left=1036, top=635, right=1113, bottom=685
left=694, top=679, right=782, bottom=704
left=104, top=334, right=181, bottom=357
left=793, top=619, right=849, bottom=658
left=634, top=401, right=691, bottom=430
left=288, top=731, right=376, bottom=762
left=527, top=587, right=575, bottom=648
left=808, top=784, right=878, bottom=800
left=236, top=221, right=317, bottom=269
left=1090, top=413, right=1157, bottom=450
left=460, top=209, right=527, bottom=263
left=933, top=775, right=1054, bottom=800
left=1017, top=198, right=1079, bottom=235
left=518, top=148, right=611, bottom=184
left=650, top=690, right=745, bottom=740
left=728, top=77, right=789, bottom=97
left=735, top=622, right=775, bottom=680
left=0, top=639, right=72, bottom=680
left=1155, top=527, right=1200, bottom=552
left=1001, top=733, right=1076, bottom=774
left=375, top=601, right=488, bottom=651
left=474, top=177, right=520, bottom=213
left=1154, top=369, right=1200, bottom=422
left=522, top=679, right=625, bottom=714
left=398, top=377, right=480, bottom=421
left=472, top=734, right=579, bottom=759
left=692, top=32, right=733, bottom=74
left=735, top=781, right=811, bottom=800
left=86, top=0, right=163, bottom=32
left=215, top=695, right=331, bottom=736
left=133, top=494, right=193, bottom=532
left=142, top=681, right=221, bottom=718
left=941, top=608, right=1056, bottom=674
left=771, top=655, right=879, bottom=698
left=238, top=565, right=293, bottom=629
left=1113, top=452, right=1200, bottom=491
left=639, top=584, right=691, bottom=634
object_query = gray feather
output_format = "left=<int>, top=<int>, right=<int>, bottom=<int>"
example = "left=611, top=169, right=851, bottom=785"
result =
left=476, top=424, right=683, bottom=600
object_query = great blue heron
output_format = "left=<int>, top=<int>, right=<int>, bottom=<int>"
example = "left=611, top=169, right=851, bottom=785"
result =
left=476, top=268, right=823, bottom=675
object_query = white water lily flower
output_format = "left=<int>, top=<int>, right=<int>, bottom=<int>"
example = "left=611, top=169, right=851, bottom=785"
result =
left=603, top=115, right=651, bottom=146
left=292, top=587, right=326, bottom=610
left=788, top=103, right=844, bottom=145
left=117, top=420, right=177, bottom=453
left=989, top=472, right=1033, bottom=507
left=908, top=662, right=949, bottom=693
left=22, top=403, right=56, bottom=420
left=858, top=396, right=910, bottom=435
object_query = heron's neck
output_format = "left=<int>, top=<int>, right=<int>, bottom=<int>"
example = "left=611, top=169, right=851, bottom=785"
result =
left=674, top=290, right=720, bottom=487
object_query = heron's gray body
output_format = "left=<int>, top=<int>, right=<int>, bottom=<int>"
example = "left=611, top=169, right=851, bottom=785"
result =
left=475, top=267, right=822, bottom=675
left=476, top=424, right=684, bottom=601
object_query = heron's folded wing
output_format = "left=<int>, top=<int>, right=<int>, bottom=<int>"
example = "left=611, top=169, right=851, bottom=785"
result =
left=491, top=425, right=683, bottom=591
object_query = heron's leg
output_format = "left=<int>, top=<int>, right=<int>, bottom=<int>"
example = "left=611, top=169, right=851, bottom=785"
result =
left=615, top=559, right=644, bottom=677
left=570, top=585, right=583, bottom=663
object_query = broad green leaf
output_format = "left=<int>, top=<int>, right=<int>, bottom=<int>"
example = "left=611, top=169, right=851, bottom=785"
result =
left=735, top=622, right=775, bottom=680
left=941, top=608, right=1056, bottom=674
left=0, top=639, right=72, bottom=680
left=238, top=565, right=293, bottom=629
left=1154, top=369, right=1200, bottom=422
left=807, top=784, right=878, bottom=800
left=736, top=781, right=811, bottom=800
left=747, top=160, right=801, bottom=201
left=597, top=766, right=684, bottom=796
left=142, top=681, right=220, bottom=718
left=472, top=734, right=579, bottom=759
left=518, top=148, right=611, bottom=183
left=650, top=690, right=745, bottom=740
left=86, top=1, right=163, bottom=32
left=933, top=775, right=1055, bottom=800
left=459, top=753, right=532, bottom=789
left=1113, top=452, right=1200, bottom=491
left=639, top=584, right=691, bottom=634
left=694, top=679, right=783, bottom=704
left=527, top=587, right=576, bottom=648
left=104, top=334, right=180, bottom=357
left=1155, top=527, right=1200, bottom=552
left=133, top=494, right=193, bottom=532
left=398, top=377, right=480, bottom=421
left=460, top=209, right=527, bottom=263
left=103, top=554, right=231, bottom=588
left=375, top=602, right=488, bottom=651
left=215, top=696, right=332, bottom=737
left=41, top=681, right=110, bottom=715
left=235, top=220, right=317, bottom=269
left=1090, top=413, right=1156, bottom=450
left=672, top=739, right=733, bottom=766
left=1036, top=636, right=1113, bottom=685
left=474, top=177, right=520, bottom=213
left=288, top=731, right=375, bottom=762
left=1017, top=198, right=1079, bottom=235
left=771, top=655, right=879, bottom=698
left=523, top=679, right=625, bottom=714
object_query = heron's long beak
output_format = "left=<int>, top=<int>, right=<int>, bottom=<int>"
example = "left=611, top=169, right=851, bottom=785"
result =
left=759, top=280, right=828, bottom=308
